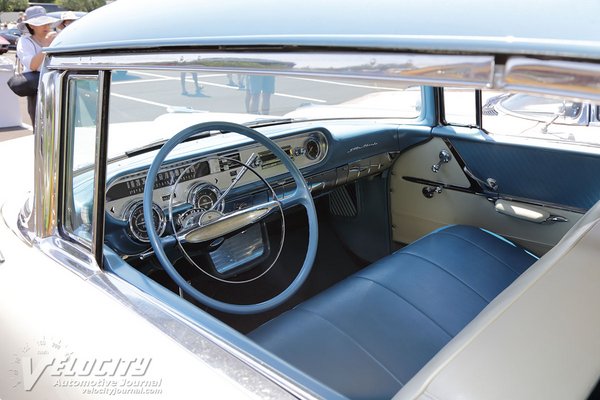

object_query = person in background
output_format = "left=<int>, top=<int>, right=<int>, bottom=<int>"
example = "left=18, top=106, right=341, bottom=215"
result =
left=246, top=75, right=275, bottom=114
left=180, top=72, right=203, bottom=96
left=16, top=6, right=59, bottom=130
left=227, top=73, right=245, bottom=89
left=55, top=11, right=80, bottom=32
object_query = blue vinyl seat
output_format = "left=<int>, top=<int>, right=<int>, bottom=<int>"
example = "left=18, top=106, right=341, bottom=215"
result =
left=249, top=225, right=538, bottom=399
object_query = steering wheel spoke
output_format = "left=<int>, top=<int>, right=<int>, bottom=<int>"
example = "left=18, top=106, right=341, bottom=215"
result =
left=179, top=200, right=280, bottom=244
left=282, top=188, right=311, bottom=209
left=159, top=234, right=178, bottom=248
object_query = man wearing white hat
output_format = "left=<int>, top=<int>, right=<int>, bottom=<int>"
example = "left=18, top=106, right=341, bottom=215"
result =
left=16, top=6, right=59, bottom=129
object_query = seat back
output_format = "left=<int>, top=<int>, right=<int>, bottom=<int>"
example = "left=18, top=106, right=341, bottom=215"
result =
left=394, top=201, right=600, bottom=400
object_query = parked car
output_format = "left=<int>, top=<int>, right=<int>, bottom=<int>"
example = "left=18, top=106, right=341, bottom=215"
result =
left=0, top=36, right=8, bottom=54
left=0, top=28, right=20, bottom=50
left=481, top=92, right=600, bottom=146
left=1, top=0, right=599, bottom=399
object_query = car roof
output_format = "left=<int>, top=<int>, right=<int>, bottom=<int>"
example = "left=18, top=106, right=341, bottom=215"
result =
left=47, top=11, right=87, bottom=19
left=47, top=0, right=600, bottom=60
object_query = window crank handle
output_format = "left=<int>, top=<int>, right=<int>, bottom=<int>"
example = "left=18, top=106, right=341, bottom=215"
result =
left=432, top=149, right=452, bottom=173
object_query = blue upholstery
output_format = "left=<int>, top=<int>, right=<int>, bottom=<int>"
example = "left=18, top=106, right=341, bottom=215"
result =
left=249, top=225, right=537, bottom=399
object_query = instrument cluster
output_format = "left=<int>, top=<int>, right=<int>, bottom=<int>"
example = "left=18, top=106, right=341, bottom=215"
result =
left=105, top=130, right=328, bottom=245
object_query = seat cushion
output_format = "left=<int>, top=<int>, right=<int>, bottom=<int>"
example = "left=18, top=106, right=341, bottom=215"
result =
left=249, top=225, right=538, bottom=399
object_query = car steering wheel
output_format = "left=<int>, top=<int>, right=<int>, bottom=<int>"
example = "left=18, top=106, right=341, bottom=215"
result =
left=143, top=121, right=318, bottom=314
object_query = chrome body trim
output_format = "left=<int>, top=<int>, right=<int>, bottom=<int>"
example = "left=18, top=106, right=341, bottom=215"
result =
left=17, top=195, right=35, bottom=245
left=34, top=69, right=62, bottom=239
left=38, top=236, right=101, bottom=280
left=46, top=51, right=600, bottom=102
left=47, top=52, right=496, bottom=87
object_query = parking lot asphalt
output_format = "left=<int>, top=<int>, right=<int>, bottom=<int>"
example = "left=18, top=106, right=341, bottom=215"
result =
left=0, top=51, right=32, bottom=143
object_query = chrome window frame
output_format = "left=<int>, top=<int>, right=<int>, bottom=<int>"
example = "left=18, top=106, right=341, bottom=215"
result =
left=47, top=52, right=495, bottom=87
left=60, top=73, right=101, bottom=251
left=34, top=69, right=64, bottom=241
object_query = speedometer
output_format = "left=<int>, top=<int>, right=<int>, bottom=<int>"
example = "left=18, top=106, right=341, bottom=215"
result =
left=188, top=183, right=224, bottom=212
left=126, top=201, right=167, bottom=243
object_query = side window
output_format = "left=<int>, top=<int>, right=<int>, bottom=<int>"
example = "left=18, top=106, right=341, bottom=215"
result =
left=443, top=88, right=600, bottom=149
left=443, top=88, right=477, bottom=126
left=63, top=75, right=99, bottom=245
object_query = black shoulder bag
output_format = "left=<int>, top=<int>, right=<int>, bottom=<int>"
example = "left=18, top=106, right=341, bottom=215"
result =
left=7, top=71, right=40, bottom=97
left=7, top=38, right=41, bottom=97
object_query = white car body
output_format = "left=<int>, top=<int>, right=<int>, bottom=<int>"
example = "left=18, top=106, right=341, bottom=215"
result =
left=1, top=0, right=600, bottom=399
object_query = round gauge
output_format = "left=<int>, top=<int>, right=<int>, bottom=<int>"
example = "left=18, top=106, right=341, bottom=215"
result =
left=127, top=202, right=166, bottom=243
left=188, top=183, right=224, bottom=212
left=304, top=138, right=321, bottom=160
left=177, top=208, right=204, bottom=230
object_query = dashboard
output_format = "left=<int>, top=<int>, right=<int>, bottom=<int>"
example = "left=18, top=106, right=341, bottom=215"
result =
left=103, top=123, right=406, bottom=259
left=106, top=130, right=328, bottom=246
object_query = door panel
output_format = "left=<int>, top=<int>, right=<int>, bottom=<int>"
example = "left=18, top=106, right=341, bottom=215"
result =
left=450, top=138, right=600, bottom=211
left=390, top=137, right=582, bottom=255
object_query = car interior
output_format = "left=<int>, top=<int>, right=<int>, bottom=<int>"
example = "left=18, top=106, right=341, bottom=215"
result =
left=56, top=65, right=600, bottom=399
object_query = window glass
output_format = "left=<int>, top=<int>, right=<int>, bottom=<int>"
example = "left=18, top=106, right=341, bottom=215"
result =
left=443, top=88, right=477, bottom=126
left=106, top=69, right=422, bottom=162
left=63, top=75, right=99, bottom=244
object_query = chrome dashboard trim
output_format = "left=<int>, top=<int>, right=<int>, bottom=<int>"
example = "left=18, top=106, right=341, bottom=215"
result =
left=188, top=182, right=224, bottom=212
left=105, top=130, right=328, bottom=222
left=47, top=52, right=495, bottom=87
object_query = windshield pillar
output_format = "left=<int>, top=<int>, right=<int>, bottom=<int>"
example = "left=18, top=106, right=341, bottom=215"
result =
left=33, top=68, right=63, bottom=239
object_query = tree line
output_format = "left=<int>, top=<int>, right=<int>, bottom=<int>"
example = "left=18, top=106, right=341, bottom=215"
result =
left=1, top=0, right=105, bottom=12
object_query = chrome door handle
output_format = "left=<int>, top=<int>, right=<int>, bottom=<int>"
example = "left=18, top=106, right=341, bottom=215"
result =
left=422, top=185, right=443, bottom=198
left=545, top=215, right=569, bottom=224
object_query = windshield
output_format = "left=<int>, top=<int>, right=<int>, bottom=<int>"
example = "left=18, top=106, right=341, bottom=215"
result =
left=104, top=69, right=422, bottom=161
